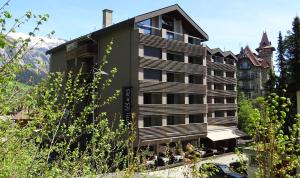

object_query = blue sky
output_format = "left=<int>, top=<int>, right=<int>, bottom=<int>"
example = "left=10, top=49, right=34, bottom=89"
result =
left=7, top=0, right=300, bottom=53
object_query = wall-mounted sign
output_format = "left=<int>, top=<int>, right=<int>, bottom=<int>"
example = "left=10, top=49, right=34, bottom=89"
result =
left=122, top=86, right=132, bottom=124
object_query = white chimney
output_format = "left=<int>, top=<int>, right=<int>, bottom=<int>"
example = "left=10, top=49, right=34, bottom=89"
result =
left=103, top=9, right=113, bottom=28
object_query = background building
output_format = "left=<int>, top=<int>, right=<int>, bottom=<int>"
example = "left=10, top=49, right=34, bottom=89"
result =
left=237, top=32, right=275, bottom=99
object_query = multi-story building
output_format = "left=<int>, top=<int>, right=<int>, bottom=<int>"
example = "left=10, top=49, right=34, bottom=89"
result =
left=47, top=4, right=244, bottom=153
left=237, top=32, right=275, bottom=99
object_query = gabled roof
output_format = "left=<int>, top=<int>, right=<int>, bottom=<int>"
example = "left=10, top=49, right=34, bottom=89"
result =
left=134, top=4, right=208, bottom=40
left=206, top=46, right=237, bottom=60
left=256, top=31, right=275, bottom=52
left=47, top=4, right=208, bottom=54
left=224, top=51, right=238, bottom=61
left=211, top=48, right=225, bottom=57
left=239, top=46, right=270, bottom=68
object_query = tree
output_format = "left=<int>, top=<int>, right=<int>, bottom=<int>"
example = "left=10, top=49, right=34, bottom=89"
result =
left=265, top=69, right=277, bottom=94
left=238, top=92, right=260, bottom=136
left=285, top=16, right=300, bottom=84
left=276, top=31, right=288, bottom=94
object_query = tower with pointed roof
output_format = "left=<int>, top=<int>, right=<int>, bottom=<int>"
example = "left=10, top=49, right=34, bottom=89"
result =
left=256, top=32, right=275, bottom=69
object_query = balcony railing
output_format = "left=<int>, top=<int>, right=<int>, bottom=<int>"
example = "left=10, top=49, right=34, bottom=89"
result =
left=137, top=25, right=203, bottom=45
left=139, top=123, right=207, bottom=143
left=139, top=104, right=207, bottom=115
left=139, top=80, right=206, bottom=94
left=207, top=116, right=237, bottom=125
left=208, top=103, right=237, bottom=111
left=207, top=60, right=236, bottom=72
left=239, top=73, right=256, bottom=80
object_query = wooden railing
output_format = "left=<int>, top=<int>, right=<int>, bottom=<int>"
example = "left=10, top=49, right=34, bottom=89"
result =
left=139, top=123, right=207, bottom=141
left=139, top=104, right=207, bottom=115
left=208, top=103, right=237, bottom=111
left=140, top=57, right=207, bottom=75
left=207, top=75, right=237, bottom=84
left=139, top=33, right=206, bottom=57
left=66, top=44, right=97, bottom=59
left=207, top=61, right=236, bottom=72
left=139, top=80, right=206, bottom=94
left=207, top=116, right=237, bottom=125
left=207, top=89, right=236, bottom=97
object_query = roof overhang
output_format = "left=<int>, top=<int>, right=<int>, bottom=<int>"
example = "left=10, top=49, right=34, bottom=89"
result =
left=207, top=127, right=247, bottom=141
left=134, top=4, right=208, bottom=41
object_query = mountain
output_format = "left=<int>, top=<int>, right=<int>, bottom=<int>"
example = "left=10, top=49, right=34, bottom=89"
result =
left=0, top=32, right=66, bottom=84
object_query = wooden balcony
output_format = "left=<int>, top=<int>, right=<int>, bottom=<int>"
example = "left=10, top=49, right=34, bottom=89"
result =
left=207, top=75, right=237, bottom=84
left=207, top=61, right=236, bottom=72
left=139, top=80, right=206, bottom=94
left=139, top=33, right=206, bottom=57
left=207, top=89, right=236, bottom=97
left=208, top=103, right=237, bottom=111
left=66, top=44, right=97, bottom=59
left=139, top=104, right=207, bottom=115
left=207, top=116, right=237, bottom=125
left=139, top=123, right=207, bottom=143
left=140, top=57, right=207, bottom=75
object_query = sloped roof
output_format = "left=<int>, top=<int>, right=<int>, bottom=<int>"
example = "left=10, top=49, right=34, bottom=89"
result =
left=239, top=46, right=270, bottom=68
left=47, top=4, right=208, bottom=54
left=206, top=46, right=237, bottom=60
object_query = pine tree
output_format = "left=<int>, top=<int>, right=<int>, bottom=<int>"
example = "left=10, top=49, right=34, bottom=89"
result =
left=276, top=32, right=287, bottom=93
left=286, top=16, right=300, bottom=83
left=265, top=69, right=276, bottom=93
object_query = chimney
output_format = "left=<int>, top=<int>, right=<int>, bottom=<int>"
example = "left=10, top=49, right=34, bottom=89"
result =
left=102, top=9, right=113, bottom=28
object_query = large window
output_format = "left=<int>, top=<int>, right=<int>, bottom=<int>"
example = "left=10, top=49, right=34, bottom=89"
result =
left=214, top=70, right=224, bottom=77
left=167, top=51, right=184, bottom=62
left=137, top=19, right=152, bottom=35
left=227, top=110, right=236, bottom=116
left=143, top=93, right=162, bottom=104
left=144, top=69, right=162, bottom=81
left=189, top=114, right=204, bottom=123
left=144, top=46, right=162, bottom=58
left=144, top=116, right=162, bottom=127
left=215, top=111, right=224, bottom=117
left=167, top=115, right=185, bottom=125
left=215, top=97, right=224, bottom=104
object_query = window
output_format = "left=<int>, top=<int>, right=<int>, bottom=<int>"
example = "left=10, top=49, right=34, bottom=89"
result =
left=189, top=114, right=204, bottom=123
left=189, top=75, right=203, bottom=84
left=225, top=58, right=234, bottom=65
left=189, top=95, right=203, bottom=104
left=213, top=56, right=223, bottom=63
left=215, top=84, right=224, bottom=90
left=162, top=15, right=174, bottom=31
left=167, top=94, right=184, bottom=104
left=137, top=19, right=152, bottom=35
left=239, top=61, right=251, bottom=69
left=144, top=46, right=162, bottom=58
left=144, top=116, right=162, bottom=127
left=167, top=115, right=185, bottom=125
left=226, top=72, right=235, bottom=78
left=143, top=93, right=162, bottom=104
left=188, top=37, right=201, bottom=45
left=167, top=51, right=184, bottom=62
left=188, top=56, right=203, bottom=65
left=167, top=72, right=184, bottom=83
left=144, top=69, right=162, bottom=81
left=226, top=84, right=235, bottom=91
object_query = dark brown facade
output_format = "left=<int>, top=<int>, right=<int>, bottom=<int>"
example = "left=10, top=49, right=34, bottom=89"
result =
left=47, top=4, right=240, bottom=150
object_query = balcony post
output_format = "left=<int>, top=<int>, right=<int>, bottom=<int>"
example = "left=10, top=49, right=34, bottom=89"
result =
left=138, top=44, right=144, bottom=57
left=138, top=93, right=143, bottom=104
left=203, top=75, right=207, bottom=85
left=224, top=111, right=227, bottom=117
left=185, top=115, right=189, bottom=124
left=185, top=94, right=189, bottom=104
left=162, top=49, right=167, bottom=60
left=184, top=34, right=188, bottom=43
left=211, top=97, right=215, bottom=104
left=138, top=68, right=144, bottom=80
left=162, top=93, right=167, bottom=104
left=211, top=83, right=214, bottom=90
left=162, top=71, right=167, bottom=82
left=212, top=112, right=215, bottom=118
left=203, top=95, right=207, bottom=104
left=184, top=74, right=189, bottom=84
left=138, top=117, right=144, bottom=128
left=203, top=113, right=207, bottom=123
left=184, top=53, right=188, bottom=63
left=162, top=116, right=167, bottom=126
left=161, top=28, right=167, bottom=38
